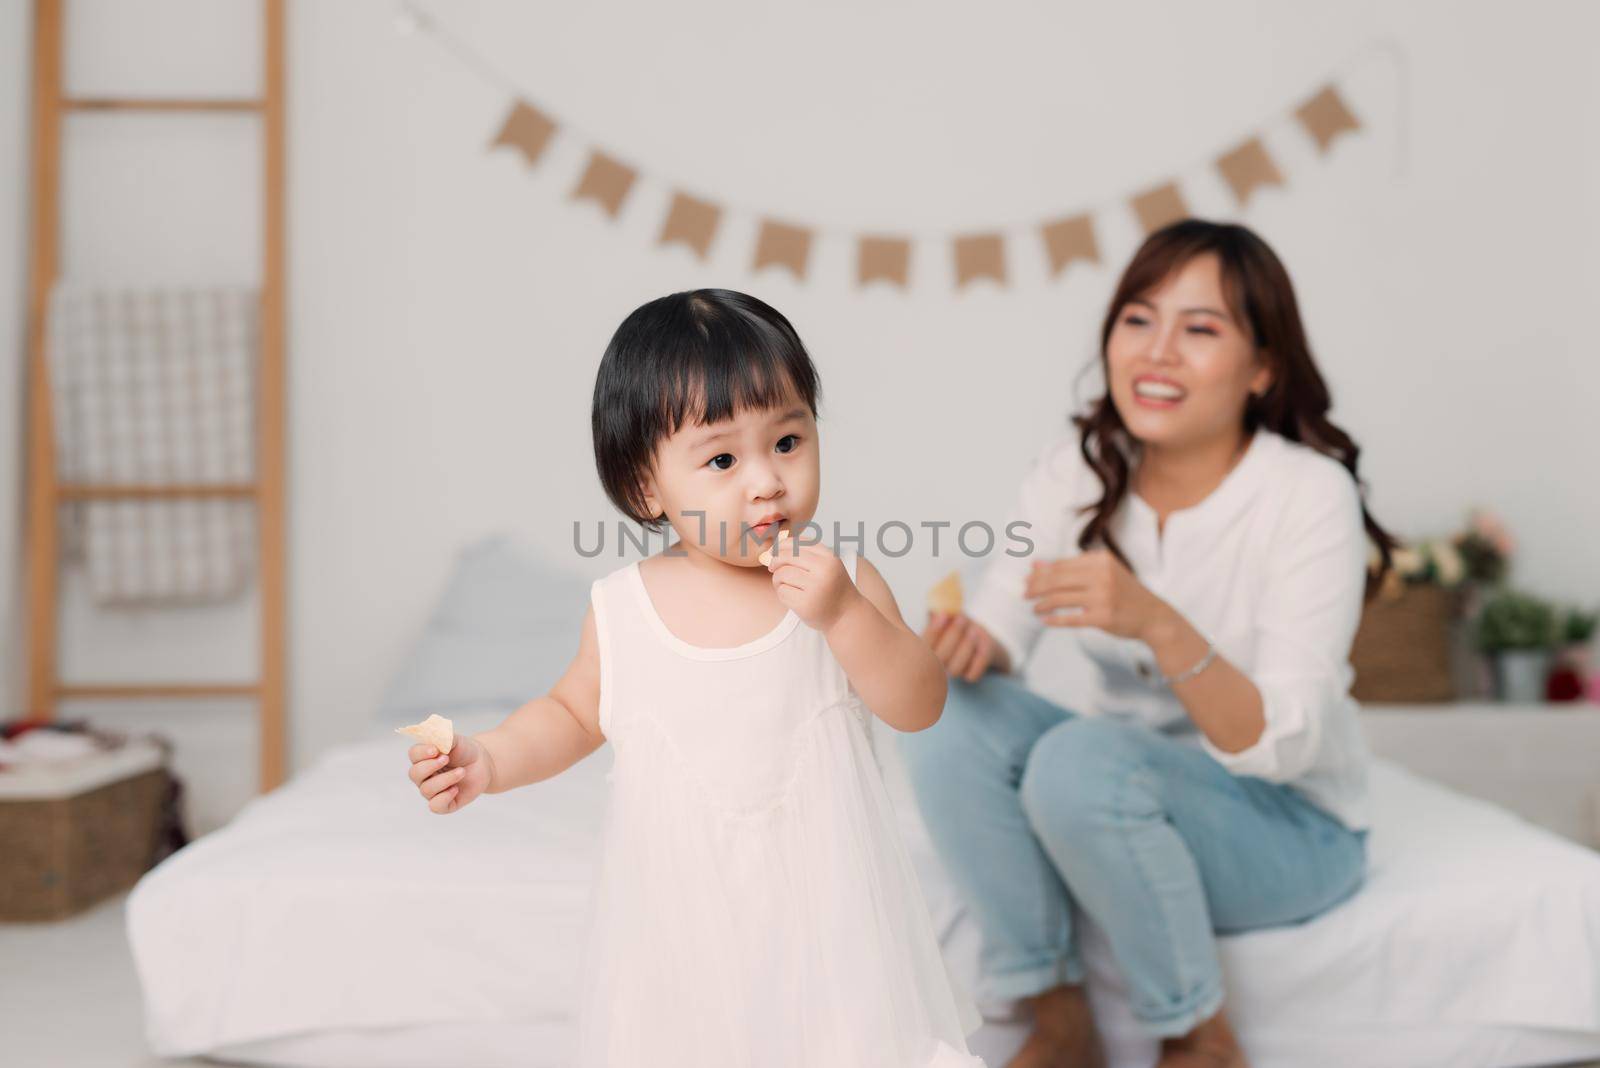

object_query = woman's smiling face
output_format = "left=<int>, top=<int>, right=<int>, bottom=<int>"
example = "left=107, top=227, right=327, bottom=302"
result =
left=640, top=393, right=820, bottom=567
left=1105, top=252, right=1273, bottom=451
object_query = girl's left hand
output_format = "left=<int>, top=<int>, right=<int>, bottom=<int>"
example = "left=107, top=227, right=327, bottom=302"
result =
left=1025, top=548, right=1170, bottom=642
left=765, top=531, right=859, bottom=632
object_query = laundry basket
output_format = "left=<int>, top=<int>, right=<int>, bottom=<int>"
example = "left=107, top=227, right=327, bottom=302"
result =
left=0, top=737, right=170, bottom=922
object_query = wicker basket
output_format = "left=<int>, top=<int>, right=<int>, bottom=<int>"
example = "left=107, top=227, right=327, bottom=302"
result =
left=0, top=761, right=170, bottom=923
left=1349, top=583, right=1462, bottom=703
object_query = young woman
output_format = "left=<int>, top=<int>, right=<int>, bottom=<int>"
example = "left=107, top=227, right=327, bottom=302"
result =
left=902, top=220, right=1397, bottom=1068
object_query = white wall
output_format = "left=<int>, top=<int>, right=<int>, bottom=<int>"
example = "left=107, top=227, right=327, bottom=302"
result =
left=3, top=0, right=1598, bottom=833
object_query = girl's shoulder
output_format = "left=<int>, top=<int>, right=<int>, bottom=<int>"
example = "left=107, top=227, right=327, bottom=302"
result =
left=589, top=556, right=649, bottom=618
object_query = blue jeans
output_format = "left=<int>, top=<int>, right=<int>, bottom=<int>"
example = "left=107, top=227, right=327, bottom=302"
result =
left=897, top=672, right=1367, bottom=1038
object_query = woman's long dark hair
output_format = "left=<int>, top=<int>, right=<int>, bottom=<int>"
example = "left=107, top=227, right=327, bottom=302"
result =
left=1073, top=219, right=1397, bottom=599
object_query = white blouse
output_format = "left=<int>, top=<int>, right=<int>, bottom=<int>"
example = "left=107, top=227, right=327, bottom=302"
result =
left=965, top=427, right=1373, bottom=831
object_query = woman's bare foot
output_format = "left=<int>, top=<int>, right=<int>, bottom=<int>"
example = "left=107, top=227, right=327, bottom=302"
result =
left=1154, top=1007, right=1248, bottom=1068
left=1004, top=984, right=1106, bottom=1068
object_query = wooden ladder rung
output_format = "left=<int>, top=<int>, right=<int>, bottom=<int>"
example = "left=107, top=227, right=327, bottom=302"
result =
left=57, top=682, right=262, bottom=700
left=58, top=481, right=258, bottom=501
left=63, top=97, right=264, bottom=113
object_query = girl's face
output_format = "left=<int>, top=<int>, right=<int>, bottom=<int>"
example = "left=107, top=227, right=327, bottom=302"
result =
left=1104, top=252, right=1273, bottom=452
left=640, top=395, right=820, bottom=567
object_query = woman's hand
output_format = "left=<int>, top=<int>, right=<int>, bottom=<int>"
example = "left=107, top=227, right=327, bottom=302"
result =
left=921, top=612, right=1005, bottom=682
left=407, top=734, right=491, bottom=814
left=765, top=531, right=861, bottom=632
left=1025, top=548, right=1173, bottom=643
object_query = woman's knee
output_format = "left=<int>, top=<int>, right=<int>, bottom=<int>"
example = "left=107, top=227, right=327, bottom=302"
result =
left=1018, top=716, right=1159, bottom=829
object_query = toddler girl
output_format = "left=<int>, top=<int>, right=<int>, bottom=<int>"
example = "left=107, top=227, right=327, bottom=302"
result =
left=404, top=289, right=985, bottom=1067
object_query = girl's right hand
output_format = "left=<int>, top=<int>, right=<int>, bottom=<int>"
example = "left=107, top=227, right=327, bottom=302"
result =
left=922, top=612, right=1005, bottom=682
left=407, top=734, right=490, bottom=814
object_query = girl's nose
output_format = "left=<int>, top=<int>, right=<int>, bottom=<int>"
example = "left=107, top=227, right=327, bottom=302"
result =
left=747, top=461, right=783, bottom=500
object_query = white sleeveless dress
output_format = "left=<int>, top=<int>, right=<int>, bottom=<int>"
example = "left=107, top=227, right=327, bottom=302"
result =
left=574, top=547, right=986, bottom=1068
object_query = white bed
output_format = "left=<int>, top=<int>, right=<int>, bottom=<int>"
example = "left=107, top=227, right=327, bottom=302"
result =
left=127, top=539, right=1600, bottom=1067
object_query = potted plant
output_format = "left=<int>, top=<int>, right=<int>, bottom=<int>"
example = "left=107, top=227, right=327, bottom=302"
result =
left=1474, top=589, right=1558, bottom=703
left=1545, top=606, right=1598, bottom=702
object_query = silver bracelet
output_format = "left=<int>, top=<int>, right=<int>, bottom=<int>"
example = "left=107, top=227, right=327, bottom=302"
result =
left=1160, top=641, right=1217, bottom=687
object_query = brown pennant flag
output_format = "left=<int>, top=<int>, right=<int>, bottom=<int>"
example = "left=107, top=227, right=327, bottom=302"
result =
left=1296, top=85, right=1360, bottom=154
left=953, top=233, right=1006, bottom=288
left=753, top=220, right=812, bottom=279
left=571, top=150, right=636, bottom=218
left=857, top=236, right=911, bottom=288
left=1040, top=214, right=1099, bottom=277
left=490, top=101, right=557, bottom=166
left=1131, top=182, right=1188, bottom=235
left=659, top=192, right=722, bottom=260
left=1216, top=137, right=1284, bottom=208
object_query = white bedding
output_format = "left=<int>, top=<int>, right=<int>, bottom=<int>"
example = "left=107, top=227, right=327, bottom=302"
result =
left=128, top=709, right=1600, bottom=1068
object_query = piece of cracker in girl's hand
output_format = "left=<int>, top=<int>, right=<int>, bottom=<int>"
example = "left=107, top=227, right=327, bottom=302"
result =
left=395, top=713, right=454, bottom=755
left=927, top=571, right=963, bottom=615
left=757, top=529, right=789, bottom=568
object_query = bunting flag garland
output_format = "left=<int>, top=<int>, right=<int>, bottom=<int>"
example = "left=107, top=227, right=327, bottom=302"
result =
left=858, top=236, right=912, bottom=288
left=401, top=3, right=1396, bottom=294
left=1216, top=137, right=1285, bottom=207
left=753, top=220, right=812, bottom=279
left=1130, top=182, right=1190, bottom=236
left=490, top=101, right=556, bottom=167
left=1296, top=85, right=1363, bottom=153
left=571, top=150, right=636, bottom=218
left=953, top=234, right=1006, bottom=288
left=659, top=193, right=721, bottom=260
left=1040, top=214, right=1099, bottom=276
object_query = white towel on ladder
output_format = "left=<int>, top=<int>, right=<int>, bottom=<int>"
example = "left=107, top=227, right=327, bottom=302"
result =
left=47, top=285, right=258, bottom=606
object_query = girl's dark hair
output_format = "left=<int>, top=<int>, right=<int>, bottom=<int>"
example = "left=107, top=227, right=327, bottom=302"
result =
left=592, top=289, right=821, bottom=528
left=1073, top=218, right=1398, bottom=599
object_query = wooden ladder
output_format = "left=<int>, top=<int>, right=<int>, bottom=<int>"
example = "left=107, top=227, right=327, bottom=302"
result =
left=23, top=0, right=289, bottom=792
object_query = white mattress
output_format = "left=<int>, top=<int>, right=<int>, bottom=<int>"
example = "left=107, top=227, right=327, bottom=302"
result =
left=127, top=709, right=1600, bottom=1068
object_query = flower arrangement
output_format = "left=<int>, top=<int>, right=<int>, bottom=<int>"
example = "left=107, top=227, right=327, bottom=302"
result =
left=1455, top=508, right=1514, bottom=585
left=1368, top=508, right=1510, bottom=601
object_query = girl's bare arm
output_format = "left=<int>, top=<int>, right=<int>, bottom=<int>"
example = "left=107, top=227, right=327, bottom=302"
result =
left=473, top=606, right=606, bottom=793
left=825, top=555, right=948, bottom=733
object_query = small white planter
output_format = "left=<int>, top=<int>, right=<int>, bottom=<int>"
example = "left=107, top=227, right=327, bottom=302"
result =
left=1492, top=649, right=1552, bottom=703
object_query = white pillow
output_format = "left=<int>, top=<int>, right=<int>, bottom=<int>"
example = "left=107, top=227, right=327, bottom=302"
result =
left=375, top=535, right=591, bottom=722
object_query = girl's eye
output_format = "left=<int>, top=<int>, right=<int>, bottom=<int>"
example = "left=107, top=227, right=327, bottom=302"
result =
left=1187, top=326, right=1218, bottom=336
left=707, top=454, right=734, bottom=471
left=775, top=435, right=799, bottom=454
left=1122, top=314, right=1148, bottom=327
